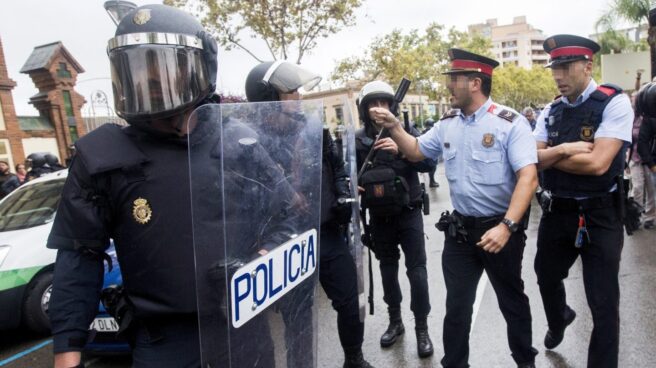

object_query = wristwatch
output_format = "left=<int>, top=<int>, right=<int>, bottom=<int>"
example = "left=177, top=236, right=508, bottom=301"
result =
left=501, top=218, right=519, bottom=232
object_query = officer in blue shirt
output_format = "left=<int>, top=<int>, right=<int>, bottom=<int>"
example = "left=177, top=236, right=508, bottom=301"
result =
left=533, top=35, right=633, bottom=368
left=372, top=48, right=539, bottom=368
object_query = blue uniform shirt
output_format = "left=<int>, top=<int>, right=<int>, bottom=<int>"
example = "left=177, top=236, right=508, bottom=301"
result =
left=534, top=79, right=633, bottom=144
left=418, top=98, right=537, bottom=217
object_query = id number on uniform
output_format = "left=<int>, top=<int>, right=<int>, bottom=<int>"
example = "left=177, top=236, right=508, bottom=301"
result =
left=230, top=229, right=317, bottom=328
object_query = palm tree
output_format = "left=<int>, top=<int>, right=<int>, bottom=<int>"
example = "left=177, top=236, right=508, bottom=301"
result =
left=596, top=0, right=656, bottom=78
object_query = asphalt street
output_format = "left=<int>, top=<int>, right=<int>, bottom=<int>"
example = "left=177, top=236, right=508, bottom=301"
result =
left=1, top=166, right=655, bottom=368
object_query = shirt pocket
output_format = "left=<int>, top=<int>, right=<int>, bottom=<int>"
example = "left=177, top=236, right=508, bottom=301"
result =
left=471, top=149, right=504, bottom=185
left=443, top=148, right=458, bottom=181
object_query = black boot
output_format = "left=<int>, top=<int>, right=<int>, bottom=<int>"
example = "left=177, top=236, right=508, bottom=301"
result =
left=343, top=345, right=375, bottom=368
left=380, top=307, right=404, bottom=347
left=415, top=317, right=434, bottom=358
left=544, top=307, right=576, bottom=349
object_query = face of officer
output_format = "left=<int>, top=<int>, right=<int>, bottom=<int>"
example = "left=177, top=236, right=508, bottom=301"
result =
left=550, top=60, right=592, bottom=100
left=366, top=98, right=391, bottom=120
left=446, top=73, right=477, bottom=111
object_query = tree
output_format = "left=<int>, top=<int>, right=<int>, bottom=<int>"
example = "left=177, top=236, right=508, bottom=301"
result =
left=492, top=65, right=558, bottom=111
left=596, top=0, right=656, bottom=78
left=330, top=24, right=492, bottom=102
left=165, top=0, right=363, bottom=63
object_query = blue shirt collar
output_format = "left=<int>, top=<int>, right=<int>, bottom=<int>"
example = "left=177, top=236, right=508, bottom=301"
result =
left=460, top=98, right=494, bottom=123
left=561, top=79, right=597, bottom=107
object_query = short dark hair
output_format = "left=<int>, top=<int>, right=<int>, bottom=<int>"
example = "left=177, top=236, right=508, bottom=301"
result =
left=467, top=72, right=492, bottom=97
left=0, top=160, right=9, bottom=166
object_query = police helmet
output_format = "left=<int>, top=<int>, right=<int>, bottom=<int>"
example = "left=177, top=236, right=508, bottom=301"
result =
left=107, top=4, right=218, bottom=122
left=424, top=118, right=435, bottom=128
left=44, top=153, right=60, bottom=167
left=636, top=82, right=656, bottom=118
left=245, top=61, right=321, bottom=102
left=25, top=152, right=46, bottom=169
left=357, top=81, right=396, bottom=125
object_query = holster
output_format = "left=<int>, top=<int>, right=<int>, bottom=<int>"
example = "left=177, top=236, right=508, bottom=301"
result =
left=100, top=286, right=135, bottom=338
left=435, top=211, right=468, bottom=243
left=421, top=183, right=430, bottom=216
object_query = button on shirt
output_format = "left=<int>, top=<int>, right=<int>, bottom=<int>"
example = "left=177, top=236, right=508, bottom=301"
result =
left=534, top=79, right=633, bottom=144
left=418, top=98, right=537, bottom=217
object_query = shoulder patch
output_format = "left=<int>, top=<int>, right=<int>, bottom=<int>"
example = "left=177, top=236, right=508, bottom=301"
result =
left=440, top=109, right=460, bottom=120
left=590, top=83, right=623, bottom=101
left=494, top=109, right=518, bottom=123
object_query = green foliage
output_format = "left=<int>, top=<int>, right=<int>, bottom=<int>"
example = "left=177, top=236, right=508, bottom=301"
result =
left=330, top=24, right=491, bottom=101
left=165, top=0, right=363, bottom=63
left=492, top=65, right=559, bottom=110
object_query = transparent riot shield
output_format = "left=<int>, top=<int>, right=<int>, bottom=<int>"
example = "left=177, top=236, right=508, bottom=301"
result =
left=188, top=100, right=323, bottom=368
left=340, top=100, right=366, bottom=322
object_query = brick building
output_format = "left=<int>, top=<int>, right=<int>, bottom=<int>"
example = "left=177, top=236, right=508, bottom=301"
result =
left=0, top=36, right=86, bottom=171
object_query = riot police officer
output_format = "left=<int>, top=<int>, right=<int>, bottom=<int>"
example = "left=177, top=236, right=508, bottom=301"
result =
left=245, top=60, right=374, bottom=368
left=45, top=153, right=66, bottom=172
left=533, top=35, right=633, bottom=368
left=24, top=152, right=50, bottom=181
left=355, top=80, right=435, bottom=358
left=371, top=49, right=539, bottom=368
left=47, top=5, right=282, bottom=367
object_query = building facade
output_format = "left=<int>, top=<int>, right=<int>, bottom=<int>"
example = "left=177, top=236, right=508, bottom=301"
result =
left=0, top=37, right=87, bottom=172
left=469, top=16, right=549, bottom=68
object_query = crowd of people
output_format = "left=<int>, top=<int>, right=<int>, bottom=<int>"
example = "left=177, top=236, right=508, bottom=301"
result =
left=0, top=152, right=66, bottom=199
left=34, top=3, right=656, bottom=368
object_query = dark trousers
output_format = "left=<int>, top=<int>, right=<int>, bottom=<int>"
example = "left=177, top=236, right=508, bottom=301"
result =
left=371, top=206, right=431, bottom=318
left=535, top=206, right=623, bottom=368
left=441, top=221, right=536, bottom=368
left=428, top=165, right=438, bottom=184
left=130, top=317, right=201, bottom=368
left=319, top=225, right=364, bottom=349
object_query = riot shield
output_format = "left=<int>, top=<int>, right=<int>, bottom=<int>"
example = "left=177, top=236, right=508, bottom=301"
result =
left=188, top=100, right=323, bottom=368
left=340, top=100, right=366, bottom=322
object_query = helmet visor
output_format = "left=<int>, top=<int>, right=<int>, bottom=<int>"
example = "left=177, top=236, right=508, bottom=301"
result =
left=266, top=62, right=322, bottom=94
left=109, top=45, right=210, bottom=119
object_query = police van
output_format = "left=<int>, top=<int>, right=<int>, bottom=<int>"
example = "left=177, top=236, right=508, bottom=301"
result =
left=0, top=170, right=127, bottom=352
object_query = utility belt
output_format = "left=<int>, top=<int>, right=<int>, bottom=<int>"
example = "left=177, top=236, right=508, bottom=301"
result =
left=435, top=210, right=504, bottom=243
left=549, top=194, right=616, bottom=212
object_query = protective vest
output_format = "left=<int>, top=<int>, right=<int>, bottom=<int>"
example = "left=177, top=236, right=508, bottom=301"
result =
left=543, top=84, right=625, bottom=197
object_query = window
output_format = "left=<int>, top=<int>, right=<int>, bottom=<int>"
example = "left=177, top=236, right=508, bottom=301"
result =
left=69, top=126, right=79, bottom=143
left=0, top=102, right=5, bottom=130
left=62, top=91, right=74, bottom=117
left=57, top=62, right=72, bottom=78
left=334, top=105, right=344, bottom=124
left=0, top=179, right=65, bottom=232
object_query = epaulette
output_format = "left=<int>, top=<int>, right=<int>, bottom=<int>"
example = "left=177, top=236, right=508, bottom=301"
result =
left=493, top=109, right=518, bottom=123
left=440, top=109, right=460, bottom=120
left=591, top=83, right=622, bottom=101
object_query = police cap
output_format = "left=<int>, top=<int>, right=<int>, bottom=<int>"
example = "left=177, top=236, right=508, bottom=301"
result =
left=543, top=34, right=600, bottom=68
left=442, top=48, right=499, bottom=77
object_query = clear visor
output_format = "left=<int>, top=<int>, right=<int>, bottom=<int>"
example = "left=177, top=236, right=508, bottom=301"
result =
left=109, top=45, right=210, bottom=120
left=266, top=62, right=322, bottom=94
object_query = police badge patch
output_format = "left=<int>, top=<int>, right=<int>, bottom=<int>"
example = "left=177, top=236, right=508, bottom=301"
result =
left=373, top=184, right=385, bottom=198
left=133, top=9, right=151, bottom=25
left=132, top=198, right=152, bottom=224
left=580, top=126, right=594, bottom=141
left=482, top=133, right=495, bottom=148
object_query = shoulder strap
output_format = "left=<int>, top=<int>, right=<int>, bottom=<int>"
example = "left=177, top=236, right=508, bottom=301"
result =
left=440, top=109, right=460, bottom=121
left=75, top=124, right=150, bottom=176
left=490, top=106, right=519, bottom=123
left=590, top=83, right=623, bottom=102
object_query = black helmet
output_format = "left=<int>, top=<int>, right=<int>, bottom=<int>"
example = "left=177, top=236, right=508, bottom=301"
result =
left=44, top=153, right=60, bottom=167
left=357, top=81, right=396, bottom=125
left=25, top=152, right=46, bottom=169
left=424, top=118, right=435, bottom=128
left=107, top=4, right=218, bottom=122
left=636, top=82, right=656, bottom=118
left=245, top=61, right=321, bottom=102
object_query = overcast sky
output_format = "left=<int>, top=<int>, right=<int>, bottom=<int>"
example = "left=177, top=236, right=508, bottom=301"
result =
left=0, top=0, right=616, bottom=116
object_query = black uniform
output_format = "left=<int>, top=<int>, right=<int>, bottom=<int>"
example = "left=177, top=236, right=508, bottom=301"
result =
left=355, top=124, right=434, bottom=320
left=535, top=85, right=628, bottom=368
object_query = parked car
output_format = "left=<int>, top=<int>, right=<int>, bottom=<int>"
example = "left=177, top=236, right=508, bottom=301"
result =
left=0, top=170, right=129, bottom=352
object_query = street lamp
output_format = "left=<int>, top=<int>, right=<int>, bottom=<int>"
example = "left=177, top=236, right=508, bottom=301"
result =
left=104, top=1, right=137, bottom=26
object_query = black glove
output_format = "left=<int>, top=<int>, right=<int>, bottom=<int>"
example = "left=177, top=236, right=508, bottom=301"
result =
left=332, top=198, right=353, bottom=225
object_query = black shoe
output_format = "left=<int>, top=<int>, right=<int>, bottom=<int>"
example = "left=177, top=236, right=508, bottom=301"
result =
left=544, top=308, right=576, bottom=349
left=415, top=318, right=434, bottom=358
left=380, top=319, right=405, bottom=347
left=517, top=363, right=536, bottom=368
left=644, top=220, right=655, bottom=229
left=343, top=346, right=375, bottom=368
left=429, top=181, right=439, bottom=188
